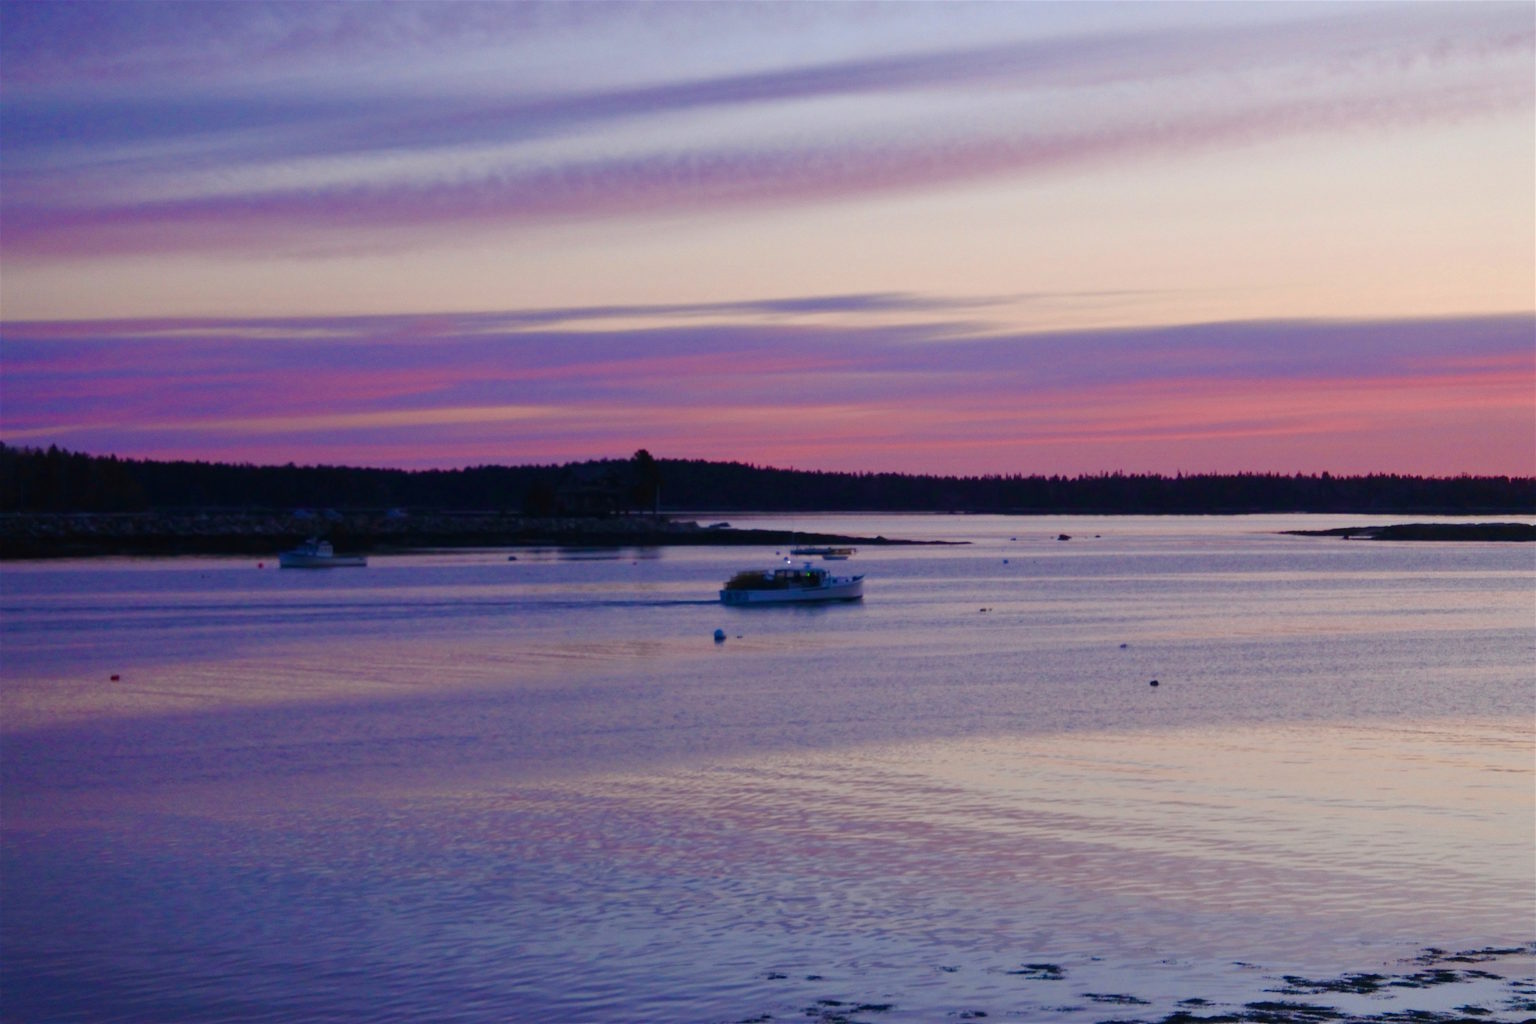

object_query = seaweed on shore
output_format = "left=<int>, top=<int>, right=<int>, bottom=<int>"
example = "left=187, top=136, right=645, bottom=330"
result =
left=1415, top=947, right=1531, bottom=965
left=742, top=944, right=1536, bottom=1024
left=1272, top=974, right=1389, bottom=995
left=1390, top=969, right=1489, bottom=989
left=1006, top=962, right=1066, bottom=980
left=797, top=998, right=895, bottom=1024
left=1146, top=1002, right=1511, bottom=1023
left=1087, top=992, right=1152, bottom=1005
left=1230, top=1002, right=1347, bottom=1023
left=1139, top=1002, right=1347, bottom=1024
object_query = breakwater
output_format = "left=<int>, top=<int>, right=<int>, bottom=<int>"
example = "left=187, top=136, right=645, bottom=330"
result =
left=0, top=511, right=898, bottom=559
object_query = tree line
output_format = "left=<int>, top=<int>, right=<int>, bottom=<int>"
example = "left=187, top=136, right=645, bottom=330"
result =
left=2, top=443, right=1531, bottom=515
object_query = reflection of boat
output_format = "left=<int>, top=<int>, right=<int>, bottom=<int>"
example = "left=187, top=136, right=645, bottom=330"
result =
left=788, top=545, right=856, bottom=560
left=720, top=564, right=863, bottom=604
left=278, top=538, right=367, bottom=568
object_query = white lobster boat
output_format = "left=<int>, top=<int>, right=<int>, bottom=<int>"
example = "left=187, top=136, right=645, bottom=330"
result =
left=719, top=564, right=863, bottom=604
left=278, top=538, right=367, bottom=568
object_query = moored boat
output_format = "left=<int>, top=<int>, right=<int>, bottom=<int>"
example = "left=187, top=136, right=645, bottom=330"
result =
left=788, top=545, right=857, bottom=560
left=719, top=564, right=863, bottom=604
left=278, top=537, right=367, bottom=568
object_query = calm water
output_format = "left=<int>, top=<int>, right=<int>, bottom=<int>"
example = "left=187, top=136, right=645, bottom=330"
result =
left=2, top=514, right=1532, bottom=1023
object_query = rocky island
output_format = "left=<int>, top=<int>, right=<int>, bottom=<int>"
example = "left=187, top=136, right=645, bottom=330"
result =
left=0, top=510, right=918, bottom=560
left=1284, top=522, right=1536, bottom=542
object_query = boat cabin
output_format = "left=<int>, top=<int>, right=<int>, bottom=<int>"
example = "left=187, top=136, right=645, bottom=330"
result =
left=723, top=566, right=830, bottom=591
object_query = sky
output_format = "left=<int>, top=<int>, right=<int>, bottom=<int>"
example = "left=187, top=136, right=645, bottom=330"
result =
left=1, top=1, right=1532, bottom=477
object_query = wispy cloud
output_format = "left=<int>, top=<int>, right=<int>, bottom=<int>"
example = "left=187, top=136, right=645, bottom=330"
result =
left=4, top=306, right=1530, bottom=475
left=3, top=2, right=1528, bottom=259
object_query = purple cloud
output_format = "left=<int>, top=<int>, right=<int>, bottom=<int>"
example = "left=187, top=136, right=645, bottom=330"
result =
left=0, top=1, right=573, bottom=88
left=3, top=2, right=1528, bottom=259
left=3, top=307, right=1530, bottom=475
left=9, top=74, right=1529, bottom=260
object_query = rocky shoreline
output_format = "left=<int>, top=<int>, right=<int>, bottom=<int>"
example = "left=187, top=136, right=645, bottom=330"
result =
left=8, top=513, right=1531, bottom=558
left=1285, top=522, right=1536, bottom=542
left=0, top=511, right=915, bottom=559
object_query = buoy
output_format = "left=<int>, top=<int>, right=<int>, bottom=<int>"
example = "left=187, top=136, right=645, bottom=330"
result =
left=1119, top=643, right=1129, bottom=649
left=713, top=629, right=726, bottom=643
left=257, top=562, right=264, bottom=569
left=1149, top=679, right=1159, bottom=687
left=110, top=674, right=120, bottom=681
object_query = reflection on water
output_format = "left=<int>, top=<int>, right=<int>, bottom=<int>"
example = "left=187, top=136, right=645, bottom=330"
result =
left=2, top=516, right=1532, bottom=1022
left=4, top=720, right=1530, bottom=1022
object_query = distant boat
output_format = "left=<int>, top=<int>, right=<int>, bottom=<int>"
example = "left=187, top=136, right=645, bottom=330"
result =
left=720, top=564, right=863, bottom=604
left=788, top=545, right=856, bottom=560
left=278, top=538, right=366, bottom=568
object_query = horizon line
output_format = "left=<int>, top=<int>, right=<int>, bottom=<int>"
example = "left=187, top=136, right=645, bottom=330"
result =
left=4, top=441, right=1531, bottom=485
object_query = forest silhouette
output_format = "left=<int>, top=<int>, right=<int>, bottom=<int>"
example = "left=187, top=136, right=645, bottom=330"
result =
left=4, top=444, right=1531, bottom=516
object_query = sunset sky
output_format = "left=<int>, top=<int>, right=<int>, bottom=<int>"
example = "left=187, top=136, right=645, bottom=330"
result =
left=1, top=1, right=1532, bottom=476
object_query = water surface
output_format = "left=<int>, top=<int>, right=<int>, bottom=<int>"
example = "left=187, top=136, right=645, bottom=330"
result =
left=3, top=515, right=1532, bottom=1022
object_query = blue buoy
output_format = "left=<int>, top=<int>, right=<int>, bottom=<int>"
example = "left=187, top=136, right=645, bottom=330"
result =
left=714, top=629, right=726, bottom=643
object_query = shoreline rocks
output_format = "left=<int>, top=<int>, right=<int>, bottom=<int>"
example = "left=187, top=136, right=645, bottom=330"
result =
left=0, top=511, right=910, bottom=559
left=1284, top=522, right=1535, bottom=542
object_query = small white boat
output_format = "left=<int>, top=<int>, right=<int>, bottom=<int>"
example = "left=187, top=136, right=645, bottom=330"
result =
left=278, top=537, right=366, bottom=568
left=788, top=545, right=856, bottom=560
left=720, top=564, right=863, bottom=604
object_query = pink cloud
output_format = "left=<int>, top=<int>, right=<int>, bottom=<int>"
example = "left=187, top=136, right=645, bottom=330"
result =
left=6, top=70, right=1530, bottom=260
left=3, top=310, right=1530, bottom=476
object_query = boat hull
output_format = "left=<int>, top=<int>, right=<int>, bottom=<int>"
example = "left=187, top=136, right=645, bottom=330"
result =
left=278, top=537, right=366, bottom=568
left=278, top=553, right=367, bottom=568
left=274, top=552, right=360, bottom=568
left=719, top=577, right=863, bottom=604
